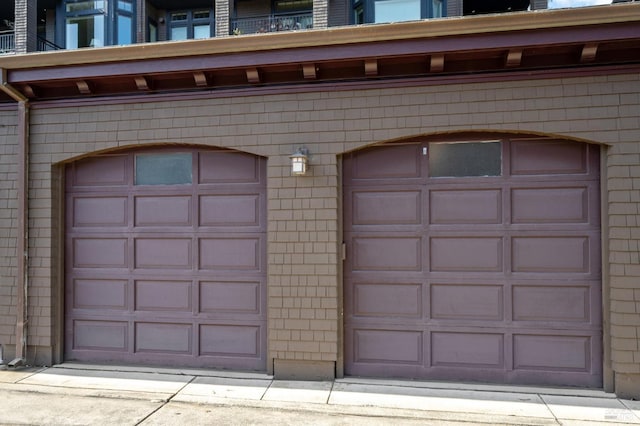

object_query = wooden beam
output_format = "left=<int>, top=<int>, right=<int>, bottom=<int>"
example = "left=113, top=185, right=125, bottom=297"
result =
left=581, top=43, right=598, bottom=62
left=364, top=59, right=378, bottom=76
left=246, top=68, right=260, bottom=83
left=134, top=76, right=150, bottom=90
left=506, top=48, right=522, bottom=67
left=430, top=54, right=444, bottom=72
left=193, top=71, right=208, bottom=87
left=302, top=64, right=317, bottom=79
left=76, top=80, right=91, bottom=94
left=22, top=84, right=36, bottom=98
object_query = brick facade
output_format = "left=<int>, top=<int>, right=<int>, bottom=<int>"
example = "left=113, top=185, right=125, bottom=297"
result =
left=13, top=0, right=37, bottom=53
left=0, top=72, right=638, bottom=393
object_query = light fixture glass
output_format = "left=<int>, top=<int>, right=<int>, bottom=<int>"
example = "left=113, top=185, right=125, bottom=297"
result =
left=290, top=147, right=309, bottom=176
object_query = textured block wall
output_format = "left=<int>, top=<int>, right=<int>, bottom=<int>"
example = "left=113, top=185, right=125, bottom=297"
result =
left=11, top=72, right=640, bottom=394
left=314, top=0, right=329, bottom=28
left=0, top=109, right=18, bottom=358
left=14, top=0, right=37, bottom=53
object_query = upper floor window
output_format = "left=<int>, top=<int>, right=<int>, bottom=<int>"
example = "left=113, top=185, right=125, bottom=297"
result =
left=62, top=0, right=135, bottom=49
left=116, top=0, right=134, bottom=45
left=353, top=0, right=444, bottom=24
left=169, top=10, right=214, bottom=40
left=64, top=0, right=107, bottom=49
left=274, top=0, right=313, bottom=13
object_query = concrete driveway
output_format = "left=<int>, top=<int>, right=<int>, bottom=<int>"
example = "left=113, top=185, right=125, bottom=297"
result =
left=0, top=363, right=638, bottom=425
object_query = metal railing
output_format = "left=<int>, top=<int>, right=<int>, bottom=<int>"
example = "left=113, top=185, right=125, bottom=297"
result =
left=38, top=36, right=64, bottom=52
left=231, top=12, right=313, bottom=35
left=0, top=31, right=15, bottom=54
left=0, top=32, right=63, bottom=54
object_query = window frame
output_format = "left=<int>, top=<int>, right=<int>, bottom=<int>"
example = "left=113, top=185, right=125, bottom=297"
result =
left=116, top=0, right=135, bottom=45
left=59, top=0, right=137, bottom=48
left=353, top=0, right=446, bottom=24
left=167, top=9, right=215, bottom=41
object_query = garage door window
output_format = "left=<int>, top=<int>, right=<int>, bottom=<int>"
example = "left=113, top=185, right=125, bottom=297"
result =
left=429, top=141, right=501, bottom=177
left=135, top=153, right=192, bottom=185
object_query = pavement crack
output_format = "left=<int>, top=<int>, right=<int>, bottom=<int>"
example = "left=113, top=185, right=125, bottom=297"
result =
left=538, top=393, right=561, bottom=425
left=135, top=375, right=196, bottom=425
left=260, top=378, right=274, bottom=400
left=325, top=381, right=334, bottom=405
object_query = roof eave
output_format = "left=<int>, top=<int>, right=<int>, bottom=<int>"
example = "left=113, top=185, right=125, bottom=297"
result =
left=0, top=3, right=639, bottom=70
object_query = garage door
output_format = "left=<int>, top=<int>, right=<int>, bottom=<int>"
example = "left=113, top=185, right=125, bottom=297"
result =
left=343, top=137, right=602, bottom=387
left=65, top=148, right=266, bottom=370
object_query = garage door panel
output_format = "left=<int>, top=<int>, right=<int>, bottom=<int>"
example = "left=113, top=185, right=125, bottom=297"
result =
left=346, top=144, right=422, bottom=181
left=73, top=279, right=128, bottom=310
left=134, top=196, right=192, bottom=227
left=352, top=237, right=422, bottom=271
left=200, top=325, right=260, bottom=357
left=431, top=332, right=504, bottom=368
left=511, top=187, right=588, bottom=224
left=199, top=195, right=261, bottom=227
left=199, top=151, right=261, bottom=184
left=74, top=320, right=128, bottom=351
left=66, top=149, right=267, bottom=371
left=73, top=238, right=128, bottom=268
left=135, top=238, right=192, bottom=269
left=344, top=138, right=601, bottom=387
left=199, top=238, right=261, bottom=271
left=512, top=237, right=589, bottom=273
left=199, top=281, right=260, bottom=314
left=512, top=285, right=590, bottom=322
left=513, top=335, right=590, bottom=371
left=354, top=329, right=422, bottom=364
left=431, top=285, right=503, bottom=321
left=352, top=191, right=421, bottom=225
left=353, top=283, right=421, bottom=317
left=430, top=237, right=503, bottom=272
left=71, top=155, right=129, bottom=187
left=510, top=141, right=587, bottom=175
left=135, top=280, right=192, bottom=312
left=430, top=189, right=502, bottom=224
left=135, top=322, right=192, bottom=354
left=72, top=197, right=128, bottom=227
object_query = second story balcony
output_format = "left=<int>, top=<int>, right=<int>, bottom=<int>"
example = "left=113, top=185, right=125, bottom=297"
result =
left=0, top=30, right=14, bottom=54
left=231, top=11, right=313, bottom=35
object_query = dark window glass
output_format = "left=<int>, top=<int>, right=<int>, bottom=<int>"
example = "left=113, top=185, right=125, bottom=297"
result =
left=135, top=153, right=193, bottom=185
left=428, top=142, right=502, bottom=177
left=168, top=10, right=214, bottom=40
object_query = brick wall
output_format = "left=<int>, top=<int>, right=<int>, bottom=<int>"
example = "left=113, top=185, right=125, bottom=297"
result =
left=215, top=0, right=230, bottom=37
left=5, top=72, right=639, bottom=393
left=14, top=0, right=37, bottom=53
left=313, top=0, right=329, bottom=28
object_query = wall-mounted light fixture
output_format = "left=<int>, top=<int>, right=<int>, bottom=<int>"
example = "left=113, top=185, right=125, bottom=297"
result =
left=290, top=147, right=309, bottom=176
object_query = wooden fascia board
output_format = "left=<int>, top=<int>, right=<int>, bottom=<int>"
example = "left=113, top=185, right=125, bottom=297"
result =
left=7, top=21, right=640, bottom=85
left=0, top=4, right=639, bottom=72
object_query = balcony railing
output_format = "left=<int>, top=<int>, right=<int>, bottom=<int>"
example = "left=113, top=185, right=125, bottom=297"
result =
left=231, top=12, right=313, bottom=35
left=38, top=37, right=64, bottom=52
left=0, top=30, right=15, bottom=54
left=0, top=31, right=63, bottom=54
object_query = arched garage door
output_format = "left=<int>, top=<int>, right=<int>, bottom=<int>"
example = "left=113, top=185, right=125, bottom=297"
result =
left=65, top=148, right=266, bottom=370
left=343, top=137, right=602, bottom=387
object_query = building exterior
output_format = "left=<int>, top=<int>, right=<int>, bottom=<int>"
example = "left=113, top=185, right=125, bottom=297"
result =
left=0, top=0, right=639, bottom=399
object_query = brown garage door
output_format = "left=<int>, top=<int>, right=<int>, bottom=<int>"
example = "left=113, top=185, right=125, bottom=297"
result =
left=343, top=137, right=602, bottom=387
left=65, top=148, right=266, bottom=370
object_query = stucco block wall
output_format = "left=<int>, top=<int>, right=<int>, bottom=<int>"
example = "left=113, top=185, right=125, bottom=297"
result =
left=8, top=72, right=640, bottom=394
left=0, top=109, right=18, bottom=360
